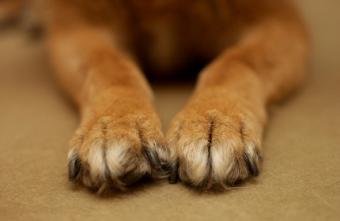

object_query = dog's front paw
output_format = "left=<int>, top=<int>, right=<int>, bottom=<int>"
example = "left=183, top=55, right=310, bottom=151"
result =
left=67, top=114, right=170, bottom=193
left=167, top=96, right=266, bottom=189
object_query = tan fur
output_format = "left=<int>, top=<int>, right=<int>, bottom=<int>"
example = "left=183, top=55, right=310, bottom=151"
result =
left=0, top=0, right=24, bottom=22
left=2, top=0, right=309, bottom=191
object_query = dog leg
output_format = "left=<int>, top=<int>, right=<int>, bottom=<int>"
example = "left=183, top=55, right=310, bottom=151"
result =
left=47, top=24, right=169, bottom=192
left=167, top=2, right=309, bottom=189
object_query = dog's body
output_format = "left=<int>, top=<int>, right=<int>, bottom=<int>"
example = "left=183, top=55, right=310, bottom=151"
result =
left=1, top=0, right=309, bottom=191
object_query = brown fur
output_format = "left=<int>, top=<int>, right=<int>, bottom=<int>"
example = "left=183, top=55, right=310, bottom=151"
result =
left=2, top=0, right=309, bottom=191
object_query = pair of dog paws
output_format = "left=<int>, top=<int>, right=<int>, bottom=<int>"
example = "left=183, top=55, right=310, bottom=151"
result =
left=68, top=100, right=264, bottom=192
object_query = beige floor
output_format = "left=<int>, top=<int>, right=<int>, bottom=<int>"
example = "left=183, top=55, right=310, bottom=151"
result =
left=1, top=1, right=340, bottom=220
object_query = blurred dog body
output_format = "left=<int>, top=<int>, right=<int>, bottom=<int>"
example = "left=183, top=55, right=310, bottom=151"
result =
left=1, top=0, right=309, bottom=191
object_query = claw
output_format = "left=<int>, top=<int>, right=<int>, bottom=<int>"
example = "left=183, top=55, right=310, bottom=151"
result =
left=120, top=169, right=143, bottom=187
left=243, top=152, right=259, bottom=176
left=143, top=148, right=162, bottom=171
left=143, top=148, right=172, bottom=179
left=168, top=159, right=179, bottom=184
left=68, top=152, right=82, bottom=181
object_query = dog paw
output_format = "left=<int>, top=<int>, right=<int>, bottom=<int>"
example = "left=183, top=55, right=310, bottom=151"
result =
left=167, top=102, right=265, bottom=189
left=67, top=114, right=170, bottom=192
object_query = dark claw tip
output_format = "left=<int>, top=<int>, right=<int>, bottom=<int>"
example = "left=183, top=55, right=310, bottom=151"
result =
left=68, top=154, right=81, bottom=181
left=168, top=160, right=179, bottom=184
left=244, top=153, right=259, bottom=177
left=143, top=148, right=162, bottom=171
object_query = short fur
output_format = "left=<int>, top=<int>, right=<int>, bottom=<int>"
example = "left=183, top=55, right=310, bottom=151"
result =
left=1, top=0, right=309, bottom=191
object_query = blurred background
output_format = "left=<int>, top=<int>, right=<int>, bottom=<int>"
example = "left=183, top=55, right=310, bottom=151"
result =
left=0, top=0, right=339, bottom=220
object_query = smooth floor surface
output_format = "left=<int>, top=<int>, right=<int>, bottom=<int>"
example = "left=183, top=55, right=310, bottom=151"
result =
left=0, top=0, right=339, bottom=220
